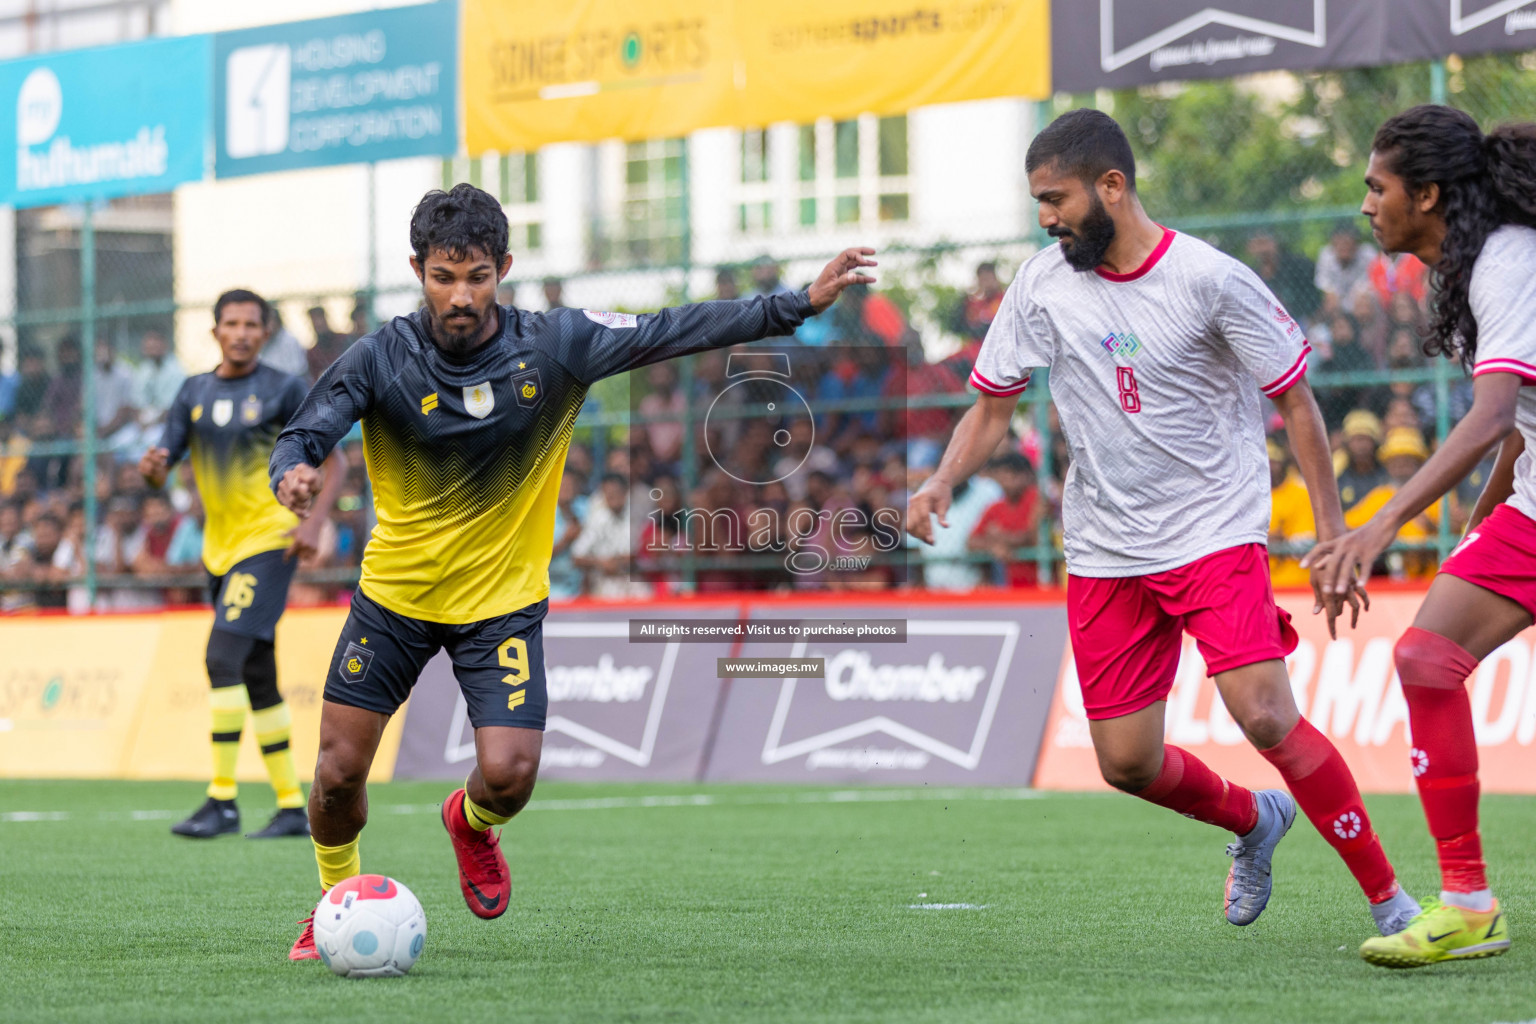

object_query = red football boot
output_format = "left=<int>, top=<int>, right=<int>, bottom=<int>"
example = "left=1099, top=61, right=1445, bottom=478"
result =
left=441, top=788, right=510, bottom=919
left=289, top=899, right=321, bottom=961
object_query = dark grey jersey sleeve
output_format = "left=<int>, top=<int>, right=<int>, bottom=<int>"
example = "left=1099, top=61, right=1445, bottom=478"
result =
left=158, top=379, right=195, bottom=467
left=557, top=291, right=815, bottom=385
left=269, top=340, right=376, bottom=494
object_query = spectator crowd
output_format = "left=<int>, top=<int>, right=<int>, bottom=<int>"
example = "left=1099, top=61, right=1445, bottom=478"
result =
left=0, top=229, right=1487, bottom=610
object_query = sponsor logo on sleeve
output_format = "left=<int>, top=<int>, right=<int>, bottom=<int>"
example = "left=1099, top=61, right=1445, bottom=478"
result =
left=582, top=309, right=638, bottom=329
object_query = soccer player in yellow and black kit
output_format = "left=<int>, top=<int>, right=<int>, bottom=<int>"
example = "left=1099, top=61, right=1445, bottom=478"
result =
left=271, top=183, right=875, bottom=959
left=141, top=290, right=344, bottom=840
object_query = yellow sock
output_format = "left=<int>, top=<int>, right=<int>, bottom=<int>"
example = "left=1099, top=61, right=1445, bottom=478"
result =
left=313, top=837, right=361, bottom=891
left=206, top=685, right=248, bottom=801
left=252, top=702, right=304, bottom=809
left=462, top=785, right=511, bottom=831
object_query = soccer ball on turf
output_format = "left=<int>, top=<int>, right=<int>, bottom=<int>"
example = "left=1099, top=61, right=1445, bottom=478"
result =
left=313, top=874, right=426, bottom=978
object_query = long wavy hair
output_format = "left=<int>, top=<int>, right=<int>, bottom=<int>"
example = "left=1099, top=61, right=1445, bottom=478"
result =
left=1372, top=105, right=1536, bottom=367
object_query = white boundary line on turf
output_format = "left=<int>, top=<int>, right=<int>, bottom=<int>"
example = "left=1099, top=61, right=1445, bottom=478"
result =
left=0, top=787, right=1084, bottom=824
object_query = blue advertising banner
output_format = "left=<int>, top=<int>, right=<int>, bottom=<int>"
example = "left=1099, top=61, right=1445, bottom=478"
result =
left=0, top=35, right=210, bottom=208
left=214, top=1, right=459, bottom=179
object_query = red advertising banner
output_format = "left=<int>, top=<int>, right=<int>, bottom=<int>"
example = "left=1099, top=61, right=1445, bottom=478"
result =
left=1033, top=590, right=1536, bottom=794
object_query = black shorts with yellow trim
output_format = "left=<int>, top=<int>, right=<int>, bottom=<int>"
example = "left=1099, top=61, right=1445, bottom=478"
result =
left=323, top=588, right=549, bottom=730
left=206, top=548, right=297, bottom=642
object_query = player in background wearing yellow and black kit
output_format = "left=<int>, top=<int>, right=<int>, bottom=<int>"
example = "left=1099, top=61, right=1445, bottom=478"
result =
left=140, top=290, right=345, bottom=840
left=270, top=184, right=875, bottom=959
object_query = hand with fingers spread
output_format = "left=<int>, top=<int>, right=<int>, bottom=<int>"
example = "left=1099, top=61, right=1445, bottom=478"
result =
left=1302, top=522, right=1390, bottom=636
left=807, top=247, right=878, bottom=313
left=1307, top=552, right=1371, bottom=639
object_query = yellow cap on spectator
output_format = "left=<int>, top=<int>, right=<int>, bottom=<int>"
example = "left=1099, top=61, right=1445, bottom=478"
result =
left=1341, top=409, right=1385, bottom=443
left=1378, top=427, right=1429, bottom=462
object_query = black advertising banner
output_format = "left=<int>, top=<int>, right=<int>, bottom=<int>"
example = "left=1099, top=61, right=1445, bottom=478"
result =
left=1399, top=1, right=1536, bottom=61
left=392, top=609, right=736, bottom=781
left=1051, top=1, right=1536, bottom=93
left=392, top=602, right=1069, bottom=785
left=702, top=604, right=1067, bottom=786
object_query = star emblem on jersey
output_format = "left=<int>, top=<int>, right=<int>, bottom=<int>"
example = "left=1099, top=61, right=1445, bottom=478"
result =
left=1332, top=811, right=1362, bottom=840
left=513, top=367, right=543, bottom=408
left=1100, top=331, right=1143, bottom=359
left=462, top=382, right=495, bottom=419
left=211, top=398, right=233, bottom=426
left=420, top=392, right=439, bottom=416
left=338, top=642, right=373, bottom=683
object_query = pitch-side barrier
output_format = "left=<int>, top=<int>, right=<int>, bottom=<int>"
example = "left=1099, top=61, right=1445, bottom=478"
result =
left=2, top=590, right=1532, bottom=793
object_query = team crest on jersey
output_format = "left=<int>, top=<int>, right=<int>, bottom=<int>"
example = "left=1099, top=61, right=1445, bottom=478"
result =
left=463, top=382, right=495, bottom=419
left=513, top=367, right=543, bottom=408
left=582, top=309, right=638, bottom=330
left=1100, top=331, right=1143, bottom=359
left=240, top=394, right=262, bottom=424
left=211, top=398, right=233, bottom=426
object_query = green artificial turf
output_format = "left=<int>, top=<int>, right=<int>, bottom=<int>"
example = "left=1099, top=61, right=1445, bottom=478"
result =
left=1, top=781, right=1532, bottom=1024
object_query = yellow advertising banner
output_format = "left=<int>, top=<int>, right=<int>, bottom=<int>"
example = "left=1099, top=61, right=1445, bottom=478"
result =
left=464, top=0, right=1050, bottom=152
left=0, top=609, right=407, bottom=783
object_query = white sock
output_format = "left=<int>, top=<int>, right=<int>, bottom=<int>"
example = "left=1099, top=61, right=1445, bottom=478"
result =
left=1441, top=888, right=1494, bottom=912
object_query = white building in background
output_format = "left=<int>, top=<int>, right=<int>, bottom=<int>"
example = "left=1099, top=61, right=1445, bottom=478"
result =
left=4, top=0, right=1044, bottom=373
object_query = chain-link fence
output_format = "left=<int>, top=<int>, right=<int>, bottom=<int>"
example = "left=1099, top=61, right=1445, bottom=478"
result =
left=1, top=51, right=1531, bottom=609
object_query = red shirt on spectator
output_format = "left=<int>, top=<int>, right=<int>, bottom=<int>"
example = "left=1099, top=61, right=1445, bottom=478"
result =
left=887, top=360, right=961, bottom=440
left=971, top=489, right=1041, bottom=586
left=1367, top=253, right=1426, bottom=307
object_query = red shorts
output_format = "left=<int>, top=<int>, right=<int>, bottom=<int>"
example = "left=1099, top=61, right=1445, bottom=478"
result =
left=1067, top=543, right=1299, bottom=721
left=1439, top=502, right=1536, bottom=621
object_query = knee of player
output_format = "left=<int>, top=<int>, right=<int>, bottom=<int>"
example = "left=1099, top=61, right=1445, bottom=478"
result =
left=241, top=640, right=281, bottom=709
left=1392, top=630, right=1440, bottom=683
left=1095, top=751, right=1159, bottom=792
left=479, top=752, right=539, bottom=802
left=204, top=630, right=251, bottom=684
left=313, top=748, right=370, bottom=797
left=1229, top=702, right=1296, bottom=749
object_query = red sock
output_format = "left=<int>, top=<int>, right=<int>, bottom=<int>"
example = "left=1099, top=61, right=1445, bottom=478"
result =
left=1260, top=717, right=1398, bottom=903
left=1394, top=627, right=1487, bottom=893
left=1133, top=745, right=1259, bottom=834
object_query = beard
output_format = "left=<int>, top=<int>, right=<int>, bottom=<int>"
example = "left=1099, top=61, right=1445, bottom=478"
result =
left=424, top=298, right=495, bottom=355
left=1049, top=194, right=1117, bottom=272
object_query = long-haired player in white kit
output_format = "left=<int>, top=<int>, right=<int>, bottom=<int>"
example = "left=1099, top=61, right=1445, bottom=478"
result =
left=1305, top=106, right=1536, bottom=968
left=908, top=109, right=1420, bottom=940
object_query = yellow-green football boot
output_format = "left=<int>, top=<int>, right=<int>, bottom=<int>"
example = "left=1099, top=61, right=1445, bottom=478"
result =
left=1360, top=898, right=1509, bottom=969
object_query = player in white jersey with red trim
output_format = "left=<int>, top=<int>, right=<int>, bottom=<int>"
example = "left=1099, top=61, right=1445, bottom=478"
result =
left=1305, top=106, right=1536, bottom=969
left=909, top=109, right=1419, bottom=941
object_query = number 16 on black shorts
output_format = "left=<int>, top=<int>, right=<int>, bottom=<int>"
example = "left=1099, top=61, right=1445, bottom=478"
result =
left=322, top=590, right=550, bottom=730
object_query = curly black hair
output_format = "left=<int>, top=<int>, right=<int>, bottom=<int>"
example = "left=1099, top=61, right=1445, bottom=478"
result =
left=409, top=183, right=509, bottom=267
left=1372, top=105, right=1536, bottom=367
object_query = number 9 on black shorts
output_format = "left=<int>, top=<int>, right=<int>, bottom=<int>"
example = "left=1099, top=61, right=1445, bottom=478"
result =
left=324, top=589, right=550, bottom=730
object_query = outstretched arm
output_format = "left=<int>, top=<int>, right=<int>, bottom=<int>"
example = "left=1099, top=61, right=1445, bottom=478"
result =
left=906, top=393, right=1018, bottom=545
left=1303, top=371, right=1520, bottom=597
left=1272, top=378, right=1362, bottom=637
left=270, top=343, right=375, bottom=517
left=565, top=248, right=877, bottom=384
left=1464, top=429, right=1524, bottom=536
